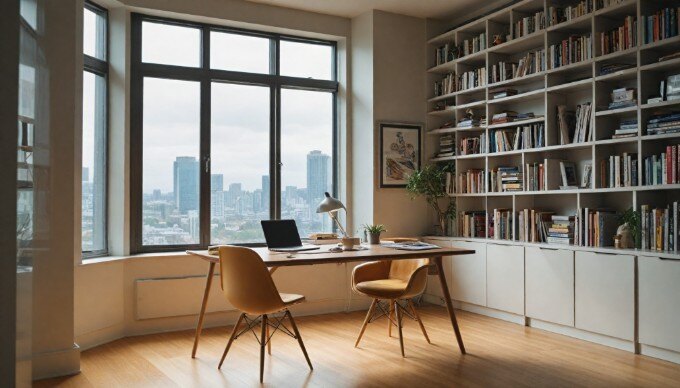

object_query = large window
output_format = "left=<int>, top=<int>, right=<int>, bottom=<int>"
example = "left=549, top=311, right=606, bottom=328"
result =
left=131, top=15, right=337, bottom=252
left=82, top=1, right=108, bottom=256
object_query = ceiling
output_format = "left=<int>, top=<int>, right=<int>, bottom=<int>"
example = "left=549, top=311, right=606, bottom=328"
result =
left=244, top=0, right=504, bottom=20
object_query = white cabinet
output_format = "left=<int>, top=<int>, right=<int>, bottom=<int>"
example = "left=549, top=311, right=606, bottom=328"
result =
left=486, top=243, right=524, bottom=315
left=575, top=251, right=634, bottom=340
left=525, top=246, right=574, bottom=326
left=639, top=256, right=680, bottom=353
left=448, top=240, right=486, bottom=306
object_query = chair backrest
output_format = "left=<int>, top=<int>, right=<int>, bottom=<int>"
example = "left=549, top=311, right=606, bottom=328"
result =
left=218, top=246, right=284, bottom=315
left=389, top=258, right=430, bottom=296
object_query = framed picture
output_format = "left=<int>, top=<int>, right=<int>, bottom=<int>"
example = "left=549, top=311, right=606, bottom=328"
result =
left=379, top=122, right=421, bottom=188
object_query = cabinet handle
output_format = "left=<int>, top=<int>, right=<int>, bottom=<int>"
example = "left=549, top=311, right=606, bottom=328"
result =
left=538, top=246, right=559, bottom=251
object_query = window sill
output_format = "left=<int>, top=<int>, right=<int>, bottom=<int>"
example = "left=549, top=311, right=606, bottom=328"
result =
left=79, top=250, right=191, bottom=266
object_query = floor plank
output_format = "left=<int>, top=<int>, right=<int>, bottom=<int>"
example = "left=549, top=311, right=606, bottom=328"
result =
left=36, top=306, right=680, bottom=387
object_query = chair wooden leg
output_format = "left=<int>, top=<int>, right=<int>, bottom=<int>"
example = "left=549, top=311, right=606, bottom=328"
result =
left=218, top=313, right=245, bottom=369
left=395, top=300, right=405, bottom=357
left=267, top=321, right=271, bottom=355
left=260, top=315, right=267, bottom=383
left=355, top=299, right=378, bottom=348
left=408, top=299, right=431, bottom=344
left=388, top=300, right=394, bottom=337
left=286, top=310, right=313, bottom=371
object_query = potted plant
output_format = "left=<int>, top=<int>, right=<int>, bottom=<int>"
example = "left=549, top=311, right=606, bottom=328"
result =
left=406, top=163, right=455, bottom=236
left=362, top=224, right=387, bottom=244
left=617, top=207, right=640, bottom=249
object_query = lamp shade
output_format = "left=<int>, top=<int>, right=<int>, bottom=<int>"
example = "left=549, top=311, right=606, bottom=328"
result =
left=316, top=192, right=345, bottom=213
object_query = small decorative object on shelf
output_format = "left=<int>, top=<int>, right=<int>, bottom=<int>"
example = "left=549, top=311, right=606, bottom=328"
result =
left=362, top=224, right=386, bottom=245
left=618, top=207, right=640, bottom=249
left=406, top=164, right=456, bottom=236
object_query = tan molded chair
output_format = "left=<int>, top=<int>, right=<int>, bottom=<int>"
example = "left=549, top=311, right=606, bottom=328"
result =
left=217, top=246, right=312, bottom=383
left=351, top=258, right=431, bottom=357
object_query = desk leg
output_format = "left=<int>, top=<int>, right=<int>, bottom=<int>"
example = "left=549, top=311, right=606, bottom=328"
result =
left=192, top=261, right=215, bottom=358
left=434, top=256, right=466, bottom=354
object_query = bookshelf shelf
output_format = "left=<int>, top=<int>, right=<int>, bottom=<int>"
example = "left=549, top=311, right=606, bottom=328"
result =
left=426, top=0, right=680, bottom=252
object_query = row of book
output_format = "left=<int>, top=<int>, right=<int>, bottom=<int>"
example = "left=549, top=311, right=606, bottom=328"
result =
left=556, top=103, right=592, bottom=144
left=489, top=49, right=546, bottom=83
left=548, top=1, right=593, bottom=27
left=646, top=112, right=680, bottom=135
left=457, top=169, right=484, bottom=194
left=458, top=67, right=487, bottom=91
left=643, top=146, right=679, bottom=186
left=434, top=72, right=456, bottom=97
left=641, top=7, right=679, bottom=45
left=599, top=16, right=637, bottom=56
left=525, top=159, right=575, bottom=191
left=595, top=0, right=626, bottom=9
left=514, top=10, right=546, bottom=39
left=549, top=34, right=593, bottom=69
left=459, top=135, right=483, bottom=155
left=445, top=172, right=455, bottom=196
left=641, top=202, right=679, bottom=252
left=436, top=134, right=454, bottom=158
left=490, top=208, right=514, bottom=240
left=488, top=124, right=544, bottom=153
left=460, top=32, right=487, bottom=57
left=434, top=43, right=455, bottom=67
left=459, top=211, right=486, bottom=238
left=600, top=152, right=638, bottom=188
left=489, top=166, right=523, bottom=192
left=574, top=208, right=618, bottom=247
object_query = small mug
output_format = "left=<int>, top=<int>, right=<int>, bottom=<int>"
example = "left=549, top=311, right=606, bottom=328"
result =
left=342, top=237, right=360, bottom=250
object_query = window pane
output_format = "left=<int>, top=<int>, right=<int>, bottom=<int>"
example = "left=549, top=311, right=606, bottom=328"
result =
left=211, top=83, right=270, bottom=244
left=210, top=31, right=270, bottom=73
left=281, top=89, right=334, bottom=238
left=142, top=21, right=200, bottom=67
left=280, top=41, right=333, bottom=80
left=83, top=7, right=106, bottom=60
left=142, top=78, right=201, bottom=245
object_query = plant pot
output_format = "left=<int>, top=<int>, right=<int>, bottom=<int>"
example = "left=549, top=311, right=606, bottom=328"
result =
left=368, top=232, right=381, bottom=245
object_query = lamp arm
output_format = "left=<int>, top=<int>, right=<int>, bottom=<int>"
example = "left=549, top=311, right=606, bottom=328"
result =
left=328, top=211, right=348, bottom=237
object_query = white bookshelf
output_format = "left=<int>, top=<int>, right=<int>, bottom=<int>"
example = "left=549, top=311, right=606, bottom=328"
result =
left=426, top=0, right=680, bottom=259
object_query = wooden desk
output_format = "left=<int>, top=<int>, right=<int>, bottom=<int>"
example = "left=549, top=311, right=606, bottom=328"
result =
left=187, top=244, right=475, bottom=358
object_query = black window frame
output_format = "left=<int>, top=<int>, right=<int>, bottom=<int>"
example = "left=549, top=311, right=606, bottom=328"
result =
left=130, top=13, right=339, bottom=253
left=82, top=0, right=109, bottom=259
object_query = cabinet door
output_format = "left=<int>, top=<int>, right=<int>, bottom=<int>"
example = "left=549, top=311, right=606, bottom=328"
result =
left=487, top=243, right=524, bottom=315
left=424, top=239, right=451, bottom=298
left=448, top=241, right=486, bottom=306
left=525, top=246, right=574, bottom=326
left=639, top=256, right=680, bottom=353
left=575, top=251, right=634, bottom=340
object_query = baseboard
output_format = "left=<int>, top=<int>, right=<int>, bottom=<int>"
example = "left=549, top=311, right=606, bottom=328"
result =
left=640, top=345, right=680, bottom=364
left=32, top=343, right=80, bottom=381
left=422, top=294, right=526, bottom=325
left=528, top=318, right=636, bottom=353
left=76, top=323, right=125, bottom=352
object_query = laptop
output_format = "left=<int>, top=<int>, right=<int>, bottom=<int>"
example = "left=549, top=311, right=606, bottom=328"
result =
left=261, top=220, right=320, bottom=252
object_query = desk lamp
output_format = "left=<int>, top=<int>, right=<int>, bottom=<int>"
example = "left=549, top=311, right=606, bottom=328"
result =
left=316, top=192, right=347, bottom=237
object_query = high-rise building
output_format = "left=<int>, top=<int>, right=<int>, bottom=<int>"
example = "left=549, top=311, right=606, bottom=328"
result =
left=307, top=150, right=330, bottom=206
left=226, top=183, right=242, bottom=207
left=211, top=174, right=224, bottom=192
left=82, top=167, right=89, bottom=182
left=173, top=156, right=199, bottom=214
left=211, top=174, right=225, bottom=218
left=261, top=175, right=270, bottom=212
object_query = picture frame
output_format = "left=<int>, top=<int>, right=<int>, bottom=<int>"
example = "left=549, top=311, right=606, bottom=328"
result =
left=379, top=122, right=421, bottom=188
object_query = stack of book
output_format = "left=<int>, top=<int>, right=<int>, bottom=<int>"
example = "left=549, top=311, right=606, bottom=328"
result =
left=641, top=202, right=679, bottom=252
left=608, top=87, right=637, bottom=110
left=434, top=42, right=455, bottom=66
left=460, top=32, right=487, bottom=56
left=549, top=34, right=592, bottom=69
left=599, top=16, right=637, bottom=55
left=490, top=87, right=518, bottom=99
left=575, top=209, right=618, bottom=247
left=513, top=10, right=546, bottom=39
left=613, top=118, right=638, bottom=138
left=434, top=72, right=456, bottom=97
left=458, top=169, right=485, bottom=194
left=644, top=146, right=679, bottom=185
left=460, top=211, right=487, bottom=238
left=600, top=152, right=638, bottom=188
left=457, top=117, right=481, bottom=128
left=646, top=112, right=680, bottom=135
left=548, top=1, right=593, bottom=27
left=517, top=209, right=554, bottom=242
left=557, top=103, right=592, bottom=144
left=458, top=67, right=487, bottom=91
left=547, top=215, right=575, bottom=245
left=491, top=110, right=518, bottom=124
left=436, top=134, right=454, bottom=158
left=490, top=208, right=513, bottom=240
left=489, top=166, right=523, bottom=192
left=488, top=123, right=544, bottom=153
left=599, top=63, right=634, bottom=76
left=459, top=135, right=483, bottom=155
left=642, top=7, right=679, bottom=45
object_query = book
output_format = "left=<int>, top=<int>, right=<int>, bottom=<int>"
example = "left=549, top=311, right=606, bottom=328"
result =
left=560, top=161, right=578, bottom=187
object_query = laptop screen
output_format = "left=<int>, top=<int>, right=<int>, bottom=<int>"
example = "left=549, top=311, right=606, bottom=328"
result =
left=260, top=219, right=303, bottom=248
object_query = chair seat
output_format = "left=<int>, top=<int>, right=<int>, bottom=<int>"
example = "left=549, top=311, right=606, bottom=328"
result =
left=354, top=279, right=408, bottom=299
left=280, top=293, right=305, bottom=306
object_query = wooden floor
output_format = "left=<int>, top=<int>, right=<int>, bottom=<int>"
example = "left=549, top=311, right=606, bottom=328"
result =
left=37, top=306, right=680, bottom=387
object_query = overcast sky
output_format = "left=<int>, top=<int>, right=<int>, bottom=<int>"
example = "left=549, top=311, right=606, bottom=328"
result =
left=83, top=17, right=333, bottom=193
